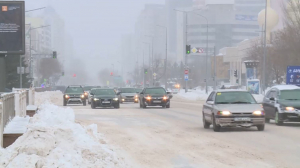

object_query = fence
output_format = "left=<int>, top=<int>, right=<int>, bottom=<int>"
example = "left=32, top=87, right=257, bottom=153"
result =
left=0, top=93, right=15, bottom=147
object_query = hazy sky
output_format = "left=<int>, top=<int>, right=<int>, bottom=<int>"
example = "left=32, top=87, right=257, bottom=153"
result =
left=25, top=0, right=164, bottom=58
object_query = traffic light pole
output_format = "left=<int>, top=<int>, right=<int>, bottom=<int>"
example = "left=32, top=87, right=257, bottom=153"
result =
left=185, top=13, right=188, bottom=93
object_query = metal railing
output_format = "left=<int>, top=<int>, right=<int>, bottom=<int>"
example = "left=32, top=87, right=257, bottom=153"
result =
left=0, top=92, right=15, bottom=147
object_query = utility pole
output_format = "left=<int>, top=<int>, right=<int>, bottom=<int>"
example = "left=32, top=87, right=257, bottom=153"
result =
left=263, top=0, right=268, bottom=95
left=185, top=13, right=188, bottom=93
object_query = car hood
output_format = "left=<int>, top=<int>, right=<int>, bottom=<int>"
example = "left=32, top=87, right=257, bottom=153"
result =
left=121, top=93, right=137, bottom=96
left=214, top=104, right=262, bottom=113
left=64, top=93, right=83, bottom=96
left=144, top=94, right=166, bottom=97
left=278, top=100, right=300, bottom=108
left=94, top=95, right=117, bottom=99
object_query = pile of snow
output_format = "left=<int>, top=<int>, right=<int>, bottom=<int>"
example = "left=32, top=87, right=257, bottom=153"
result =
left=4, top=116, right=30, bottom=134
left=35, top=91, right=62, bottom=106
left=0, top=103, right=127, bottom=167
left=177, top=89, right=210, bottom=101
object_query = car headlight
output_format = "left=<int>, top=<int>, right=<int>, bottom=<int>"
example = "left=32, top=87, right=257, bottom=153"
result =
left=145, top=96, right=151, bottom=100
left=65, top=95, right=70, bottom=99
left=135, top=95, right=138, bottom=98
left=81, top=95, right=85, bottom=98
left=84, top=92, right=88, bottom=96
left=94, top=98, right=99, bottom=101
left=253, top=110, right=264, bottom=115
left=163, top=96, right=168, bottom=100
left=113, top=98, right=118, bottom=101
left=217, top=111, right=231, bottom=115
left=285, top=107, right=295, bottom=111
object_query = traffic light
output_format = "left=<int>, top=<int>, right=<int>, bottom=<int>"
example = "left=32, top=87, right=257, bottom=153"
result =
left=73, top=74, right=76, bottom=77
left=234, top=70, right=237, bottom=77
left=186, top=45, right=191, bottom=54
left=53, top=51, right=57, bottom=59
left=110, top=72, right=113, bottom=76
left=144, top=69, right=148, bottom=74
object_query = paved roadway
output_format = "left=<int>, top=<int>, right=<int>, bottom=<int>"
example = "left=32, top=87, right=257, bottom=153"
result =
left=59, top=96, right=300, bottom=168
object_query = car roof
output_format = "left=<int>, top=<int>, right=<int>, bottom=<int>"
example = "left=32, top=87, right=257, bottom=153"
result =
left=91, top=88, right=114, bottom=90
left=67, top=85, right=82, bottom=88
left=271, top=85, right=300, bottom=90
left=145, top=87, right=165, bottom=89
left=215, top=89, right=249, bottom=93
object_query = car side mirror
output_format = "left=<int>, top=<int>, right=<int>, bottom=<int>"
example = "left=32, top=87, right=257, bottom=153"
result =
left=207, top=101, right=214, bottom=105
left=116, top=92, right=120, bottom=95
left=269, top=97, right=275, bottom=101
left=166, top=91, right=172, bottom=94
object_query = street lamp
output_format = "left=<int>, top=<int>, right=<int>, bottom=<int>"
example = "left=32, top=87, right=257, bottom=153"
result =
left=174, top=9, right=209, bottom=94
left=145, top=35, right=154, bottom=86
left=156, top=25, right=168, bottom=90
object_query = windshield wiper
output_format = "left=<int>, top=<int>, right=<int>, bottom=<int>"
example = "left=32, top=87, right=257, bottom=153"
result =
left=215, top=102, right=231, bottom=104
left=231, top=101, right=251, bottom=104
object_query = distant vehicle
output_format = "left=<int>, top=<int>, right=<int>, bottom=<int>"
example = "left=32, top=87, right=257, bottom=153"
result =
left=139, top=87, right=173, bottom=108
left=118, top=88, right=139, bottom=103
left=90, top=88, right=120, bottom=109
left=84, top=86, right=101, bottom=104
left=63, top=85, right=86, bottom=106
left=171, top=84, right=180, bottom=94
left=202, top=90, right=265, bottom=132
left=262, top=85, right=300, bottom=125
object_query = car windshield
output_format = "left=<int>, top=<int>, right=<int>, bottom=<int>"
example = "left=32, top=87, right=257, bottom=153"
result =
left=84, top=86, right=97, bottom=91
left=144, top=88, right=166, bottom=94
left=92, top=89, right=116, bottom=95
left=119, top=88, right=136, bottom=93
left=279, top=90, right=300, bottom=100
left=215, top=92, right=257, bottom=104
left=135, top=88, right=143, bottom=93
left=65, top=87, right=84, bottom=94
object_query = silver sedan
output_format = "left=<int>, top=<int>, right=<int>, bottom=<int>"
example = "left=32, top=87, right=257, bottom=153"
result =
left=202, top=90, right=265, bottom=132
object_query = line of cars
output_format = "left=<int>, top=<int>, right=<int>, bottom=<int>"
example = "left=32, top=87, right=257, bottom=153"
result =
left=62, top=85, right=173, bottom=109
left=202, top=85, right=300, bottom=132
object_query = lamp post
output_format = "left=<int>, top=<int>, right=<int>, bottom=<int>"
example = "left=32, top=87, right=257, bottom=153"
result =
left=174, top=9, right=209, bottom=93
left=156, top=25, right=168, bottom=90
left=145, top=35, right=154, bottom=86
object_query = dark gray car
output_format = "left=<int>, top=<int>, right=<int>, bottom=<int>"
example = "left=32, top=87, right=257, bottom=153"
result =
left=202, top=90, right=265, bottom=132
left=262, top=85, right=300, bottom=125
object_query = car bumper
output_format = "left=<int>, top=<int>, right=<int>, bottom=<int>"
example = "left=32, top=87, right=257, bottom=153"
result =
left=66, top=98, right=85, bottom=104
left=144, top=100, right=170, bottom=106
left=121, top=98, right=138, bottom=102
left=278, top=112, right=300, bottom=122
left=93, top=100, right=119, bottom=107
left=215, top=116, right=265, bottom=127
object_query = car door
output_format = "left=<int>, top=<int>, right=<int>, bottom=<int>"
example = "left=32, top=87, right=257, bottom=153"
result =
left=263, top=90, right=276, bottom=119
left=269, top=90, right=279, bottom=119
left=203, top=92, right=215, bottom=122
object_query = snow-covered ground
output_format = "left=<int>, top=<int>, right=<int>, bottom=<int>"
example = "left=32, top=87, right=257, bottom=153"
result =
left=176, top=89, right=265, bottom=103
left=0, top=92, right=128, bottom=168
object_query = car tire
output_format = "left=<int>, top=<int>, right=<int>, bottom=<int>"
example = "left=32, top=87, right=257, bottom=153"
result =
left=83, top=100, right=87, bottom=106
left=257, top=125, right=265, bottom=131
left=203, top=113, right=210, bottom=129
left=91, top=102, right=95, bottom=109
left=63, top=100, right=67, bottom=106
left=275, top=111, right=283, bottom=126
left=114, top=104, right=120, bottom=109
left=212, top=115, right=221, bottom=132
left=166, top=104, right=170, bottom=108
left=142, top=102, right=146, bottom=109
left=88, top=100, right=91, bottom=104
left=265, top=118, right=270, bottom=123
left=139, top=102, right=142, bottom=108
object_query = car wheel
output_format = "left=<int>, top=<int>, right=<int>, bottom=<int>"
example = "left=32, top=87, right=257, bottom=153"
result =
left=91, top=101, right=95, bottom=109
left=203, top=113, right=210, bottom=129
left=257, top=125, right=265, bottom=131
left=139, top=102, right=142, bottom=108
left=265, top=118, right=270, bottom=123
left=166, top=104, right=170, bottom=108
left=275, top=111, right=283, bottom=126
left=83, top=100, right=87, bottom=106
left=212, top=115, right=221, bottom=132
left=63, top=100, right=67, bottom=106
left=142, top=102, right=146, bottom=109
left=88, top=100, right=91, bottom=104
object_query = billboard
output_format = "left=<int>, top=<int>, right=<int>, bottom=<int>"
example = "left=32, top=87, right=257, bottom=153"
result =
left=0, top=1, right=25, bottom=55
left=247, top=79, right=260, bottom=94
left=286, top=66, right=300, bottom=86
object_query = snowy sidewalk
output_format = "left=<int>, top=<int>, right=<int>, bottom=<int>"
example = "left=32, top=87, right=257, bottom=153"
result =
left=0, top=98, right=127, bottom=167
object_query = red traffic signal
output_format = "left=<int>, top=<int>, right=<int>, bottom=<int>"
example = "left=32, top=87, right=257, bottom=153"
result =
left=73, top=74, right=76, bottom=77
left=110, top=72, right=113, bottom=76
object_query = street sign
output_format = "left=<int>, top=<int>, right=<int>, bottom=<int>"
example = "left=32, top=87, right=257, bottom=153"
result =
left=286, top=66, right=300, bottom=85
left=191, top=47, right=197, bottom=53
left=184, top=69, right=189, bottom=74
left=153, top=73, right=157, bottom=77
left=184, top=75, right=188, bottom=81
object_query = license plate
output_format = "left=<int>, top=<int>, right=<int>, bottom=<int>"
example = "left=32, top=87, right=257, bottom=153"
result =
left=102, top=101, right=110, bottom=103
left=234, top=117, right=251, bottom=121
left=153, top=100, right=161, bottom=103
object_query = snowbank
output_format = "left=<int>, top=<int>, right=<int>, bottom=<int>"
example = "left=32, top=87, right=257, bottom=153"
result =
left=0, top=103, right=127, bottom=168
left=177, top=89, right=210, bottom=101
left=4, top=116, right=30, bottom=134
left=35, top=90, right=62, bottom=106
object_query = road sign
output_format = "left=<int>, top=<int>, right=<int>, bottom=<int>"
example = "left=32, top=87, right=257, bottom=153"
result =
left=287, top=66, right=300, bottom=85
left=184, top=69, right=189, bottom=74
left=191, top=47, right=197, bottom=53
left=184, top=75, right=188, bottom=81
left=153, top=73, right=157, bottom=77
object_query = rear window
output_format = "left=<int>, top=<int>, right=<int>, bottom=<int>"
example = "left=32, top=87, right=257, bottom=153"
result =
left=215, top=92, right=256, bottom=104
left=65, top=87, right=84, bottom=94
left=144, top=88, right=166, bottom=94
left=91, top=89, right=116, bottom=95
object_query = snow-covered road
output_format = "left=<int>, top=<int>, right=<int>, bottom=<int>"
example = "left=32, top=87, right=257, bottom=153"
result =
left=49, top=92, right=300, bottom=168
left=3, top=91, right=300, bottom=168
